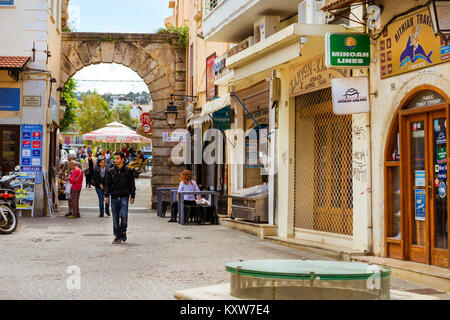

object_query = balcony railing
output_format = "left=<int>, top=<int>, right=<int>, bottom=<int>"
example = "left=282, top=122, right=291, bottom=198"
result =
left=204, top=0, right=223, bottom=16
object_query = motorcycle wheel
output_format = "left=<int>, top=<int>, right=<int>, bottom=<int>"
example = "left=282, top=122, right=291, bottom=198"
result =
left=0, top=205, right=17, bottom=234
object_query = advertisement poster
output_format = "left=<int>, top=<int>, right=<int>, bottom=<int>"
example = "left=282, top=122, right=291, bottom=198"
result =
left=206, top=53, right=217, bottom=101
left=20, top=124, right=43, bottom=184
left=163, top=131, right=187, bottom=143
left=414, top=189, right=426, bottom=221
left=10, top=173, right=36, bottom=212
left=415, top=170, right=426, bottom=187
left=379, top=8, right=450, bottom=79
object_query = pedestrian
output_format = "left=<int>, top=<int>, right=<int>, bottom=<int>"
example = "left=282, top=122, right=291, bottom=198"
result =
left=104, top=151, right=136, bottom=244
left=81, top=146, right=87, bottom=159
left=66, top=160, right=83, bottom=218
left=169, top=169, right=200, bottom=222
left=121, top=144, right=128, bottom=158
left=82, top=151, right=96, bottom=188
left=93, top=157, right=110, bottom=217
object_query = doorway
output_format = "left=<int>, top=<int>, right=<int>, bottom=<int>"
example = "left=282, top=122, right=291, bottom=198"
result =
left=0, top=125, right=20, bottom=174
left=402, top=109, right=449, bottom=267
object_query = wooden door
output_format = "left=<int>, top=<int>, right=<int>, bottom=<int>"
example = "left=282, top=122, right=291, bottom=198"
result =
left=0, top=125, right=20, bottom=174
left=404, top=110, right=449, bottom=267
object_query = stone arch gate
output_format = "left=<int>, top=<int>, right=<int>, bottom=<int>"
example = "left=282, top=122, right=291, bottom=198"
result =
left=61, top=32, right=187, bottom=208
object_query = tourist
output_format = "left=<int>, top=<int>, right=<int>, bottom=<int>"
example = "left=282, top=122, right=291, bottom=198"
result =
left=93, top=158, right=110, bottom=217
left=104, top=151, right=136, bottom=244
left=66, top=160, right=83, bottom=218
left=82, top=151, right=96, bottom=188
left=169, top=169, right=200, bottom=223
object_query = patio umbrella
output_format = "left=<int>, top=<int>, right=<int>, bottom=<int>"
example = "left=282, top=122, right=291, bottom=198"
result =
left=81, top=121, right=152, bottom=144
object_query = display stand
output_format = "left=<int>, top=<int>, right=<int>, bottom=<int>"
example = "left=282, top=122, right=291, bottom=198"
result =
left=10, top=172, right=36, bottom=218
left=42, top=170, right=55, bottom=218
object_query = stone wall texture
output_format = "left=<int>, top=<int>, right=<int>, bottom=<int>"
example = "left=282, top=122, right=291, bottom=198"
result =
left=61, top=32, right=187, bottom=208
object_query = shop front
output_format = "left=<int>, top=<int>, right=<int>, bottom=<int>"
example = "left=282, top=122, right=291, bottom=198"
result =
left=384, top=87, right=449, bottom=268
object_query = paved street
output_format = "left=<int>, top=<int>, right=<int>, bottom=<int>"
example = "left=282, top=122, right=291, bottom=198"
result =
left=0, top=173, right=448, bottom=300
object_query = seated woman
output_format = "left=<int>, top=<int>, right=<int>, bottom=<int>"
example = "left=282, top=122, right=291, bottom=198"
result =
left=169, top=169, right=200, bottom=223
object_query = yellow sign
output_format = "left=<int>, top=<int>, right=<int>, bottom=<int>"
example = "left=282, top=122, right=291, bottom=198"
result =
left=379, top=8, right=450, bottom=79
left=289, top=53, right=348, bottom=97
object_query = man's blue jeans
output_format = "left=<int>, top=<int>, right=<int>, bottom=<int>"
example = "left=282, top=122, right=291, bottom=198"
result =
left=111, top=197, right=129, bottom=239
left=95, top=187, right=110, bottom=214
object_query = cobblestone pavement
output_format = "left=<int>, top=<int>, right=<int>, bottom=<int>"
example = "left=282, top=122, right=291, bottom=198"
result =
left=1, top=173, right=449, bottom=300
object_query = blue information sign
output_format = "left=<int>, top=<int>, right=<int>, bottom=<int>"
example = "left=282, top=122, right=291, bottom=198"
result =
left=20, top=124, right=43, bottom=184
left=0, top=88, right=20, bottom=111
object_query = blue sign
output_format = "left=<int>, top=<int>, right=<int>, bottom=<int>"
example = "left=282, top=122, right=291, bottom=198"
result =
left=415, top=170, right=426, bottom=187
left=0, top=88, right=20, bottom=111
left=438, top=181, right=447, bottom=199
left=20, top=124, right=43, bottom=184
left=437, top=163, right=447, bottom=180
left=415, top=189, right=426, bottom=221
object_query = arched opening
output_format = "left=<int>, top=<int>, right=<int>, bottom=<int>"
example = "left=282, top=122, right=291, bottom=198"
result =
left=384, top=85, right=450, bottom=268
left=60, top=62, right=153, bottom=210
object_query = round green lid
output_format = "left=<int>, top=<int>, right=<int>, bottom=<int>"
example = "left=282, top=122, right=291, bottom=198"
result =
left=225, top=260, right=391, bottom=280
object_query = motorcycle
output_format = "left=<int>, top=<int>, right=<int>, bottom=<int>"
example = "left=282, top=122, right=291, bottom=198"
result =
left=0, top=166, right=19, bottom=234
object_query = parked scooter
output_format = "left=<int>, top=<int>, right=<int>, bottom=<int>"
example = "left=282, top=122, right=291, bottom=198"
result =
left=0, top=166, right=19, bottom=234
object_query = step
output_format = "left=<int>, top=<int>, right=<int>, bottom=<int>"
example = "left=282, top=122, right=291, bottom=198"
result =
left=264, top=235, right=362, bottom=261
left=218, top=216, right=277, bottom=239
left=351, top=255, right=450, bottom=293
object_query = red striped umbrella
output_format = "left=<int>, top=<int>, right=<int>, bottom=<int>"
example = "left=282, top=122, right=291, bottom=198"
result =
left=81, top=122, right=151, bottom=143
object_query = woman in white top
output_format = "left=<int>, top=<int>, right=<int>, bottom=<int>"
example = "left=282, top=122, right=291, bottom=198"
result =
left=169, top=169, right=200, bottom=222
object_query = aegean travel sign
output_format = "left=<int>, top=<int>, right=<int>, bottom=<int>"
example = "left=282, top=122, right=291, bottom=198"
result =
left=331, top=77, right=370, bottom=115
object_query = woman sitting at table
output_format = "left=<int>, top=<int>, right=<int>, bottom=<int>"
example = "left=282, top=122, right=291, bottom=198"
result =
left=169, top=169, right=200, bottom=222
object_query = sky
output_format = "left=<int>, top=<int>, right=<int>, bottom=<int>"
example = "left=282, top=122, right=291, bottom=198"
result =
left=69, top=0, right=173, bottom=94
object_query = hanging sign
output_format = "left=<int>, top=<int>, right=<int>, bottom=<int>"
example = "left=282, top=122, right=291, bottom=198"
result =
left=379, top=8, right=450, bottom=79
left=331, top=76, right=370, bottom=114
left=140, top=113, right=152, bottom=134
left=20, top=124, right=43, bottom=184
left=213, top=106, right=231, bottom=131
left=289, top=53, right=349, bottom=96
left=325, top=33, right=371, bottom=68
left=414, top=189, right=426, bottom=221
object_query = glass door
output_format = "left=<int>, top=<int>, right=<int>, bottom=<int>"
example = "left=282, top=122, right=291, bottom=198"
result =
left=406, top=114, right=429, bottom=264
left=405, top=111, right=449, bottom=267
left=0, top=126, right=20, bottom=174
left=429, top=111, right=449, bottom=267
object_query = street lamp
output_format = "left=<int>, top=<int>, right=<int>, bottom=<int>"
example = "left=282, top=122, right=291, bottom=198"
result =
left=165, top=100, right=178, bottom=129
left=428, top=0, right=450, bottom=35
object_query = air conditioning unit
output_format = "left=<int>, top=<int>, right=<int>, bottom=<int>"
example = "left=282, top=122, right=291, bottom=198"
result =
left=298, top=0, right=326, bottom=24
left=253, top=16, right=280, bottom=43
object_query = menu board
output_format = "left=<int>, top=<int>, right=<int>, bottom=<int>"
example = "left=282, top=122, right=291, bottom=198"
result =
left=10, top=172, right=36, bottom=215
left=20, top=124, right=43, bottom=184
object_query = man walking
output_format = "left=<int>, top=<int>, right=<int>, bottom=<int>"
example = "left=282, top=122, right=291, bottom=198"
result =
left=104, top=151, right=136, bottom=244
left=82, top=151, right=96, bottom=188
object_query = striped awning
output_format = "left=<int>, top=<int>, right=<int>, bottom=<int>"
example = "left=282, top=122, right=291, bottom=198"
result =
left=187, top=114, right=212, bottom=127
left=200, top=93, right=231, bottom=116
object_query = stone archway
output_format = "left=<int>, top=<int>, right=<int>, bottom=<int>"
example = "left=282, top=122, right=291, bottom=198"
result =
left=61, top=32, right=187, bottom=207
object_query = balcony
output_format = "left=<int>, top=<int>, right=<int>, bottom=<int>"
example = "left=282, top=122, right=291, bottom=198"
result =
left=203, top=0, right=300, bottom=42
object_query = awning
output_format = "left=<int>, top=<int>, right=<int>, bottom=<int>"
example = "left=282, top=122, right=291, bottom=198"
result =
left=0, top=56, right=30, bottom=81
left=187, top=114, right=213, bottom=128
left=200, top=93, right=231, bottom=117
left=321, top=0, right=365, bottom=11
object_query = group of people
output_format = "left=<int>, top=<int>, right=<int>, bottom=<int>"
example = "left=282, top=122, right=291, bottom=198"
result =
left=62, top=150, right=136, bottom=244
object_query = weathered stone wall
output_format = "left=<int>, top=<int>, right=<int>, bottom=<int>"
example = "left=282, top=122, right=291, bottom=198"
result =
left=61, top=32, right=187, bottom=208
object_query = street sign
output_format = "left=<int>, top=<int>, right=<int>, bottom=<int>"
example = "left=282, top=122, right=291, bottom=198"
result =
left=331, top=77, right=370, bottom=114
left=325, top=33, right=371, bottom=68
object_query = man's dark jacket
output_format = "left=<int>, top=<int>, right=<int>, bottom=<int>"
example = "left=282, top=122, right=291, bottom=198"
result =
left=104, top=165, right=136, bottom=199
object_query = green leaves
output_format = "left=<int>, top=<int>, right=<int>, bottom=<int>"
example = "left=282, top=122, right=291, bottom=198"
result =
left=157, top=24, right=189, bottom=49
left=60, top=78, right=78, bottom=132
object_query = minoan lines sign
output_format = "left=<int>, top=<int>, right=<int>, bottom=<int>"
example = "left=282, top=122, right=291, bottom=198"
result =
left=379, top=8, right=450, bottom=79
left=326, top=33, right=371, bottom=68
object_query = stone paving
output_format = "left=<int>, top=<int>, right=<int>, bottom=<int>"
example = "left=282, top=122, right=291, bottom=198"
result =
left=0, top=174, right=449, bottom=300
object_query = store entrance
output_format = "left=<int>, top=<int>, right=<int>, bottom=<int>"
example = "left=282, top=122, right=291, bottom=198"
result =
left=403, top=109, right=449, bottom=267
left=0, top=125, right=20, bottom=175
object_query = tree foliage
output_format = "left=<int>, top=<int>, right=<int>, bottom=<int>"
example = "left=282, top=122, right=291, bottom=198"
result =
left=115, top=104, right=139, bottom=129
left=76, top=91, right=118, bottom=135
left=60, top=78, right=78, bottom=132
